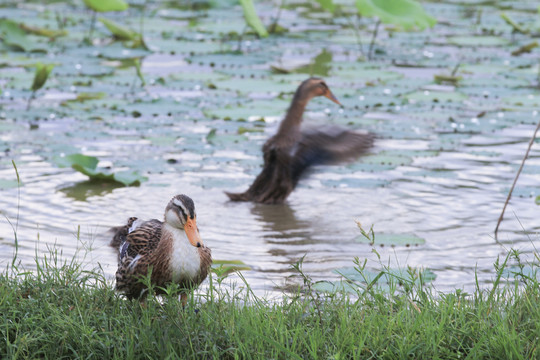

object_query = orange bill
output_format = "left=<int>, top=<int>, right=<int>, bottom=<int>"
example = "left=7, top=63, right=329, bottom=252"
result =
left=184, top=217, right=203, bottom=247
left=324, top=89, right=342, bottom=106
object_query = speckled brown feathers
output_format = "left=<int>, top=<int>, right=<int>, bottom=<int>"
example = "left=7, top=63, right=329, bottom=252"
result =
left=225, top=78, right=375, bottom=204
left=109, top=195, right=212, bottom=300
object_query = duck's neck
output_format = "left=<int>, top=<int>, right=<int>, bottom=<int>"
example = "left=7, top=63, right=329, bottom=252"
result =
left=276, top=90, right=310, bottom=141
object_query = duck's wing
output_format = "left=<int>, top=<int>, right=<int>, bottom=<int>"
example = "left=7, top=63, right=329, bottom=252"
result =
left=113, top=219, right=163, bottom=299
left=109, top=217, right=138, bottom=252
left=291, top=126, right=375, bottom=184
left=121, top=219, right=163, bottom=259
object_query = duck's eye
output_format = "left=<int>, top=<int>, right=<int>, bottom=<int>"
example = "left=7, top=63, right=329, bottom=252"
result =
left=176, top=206, right=187, bottom=221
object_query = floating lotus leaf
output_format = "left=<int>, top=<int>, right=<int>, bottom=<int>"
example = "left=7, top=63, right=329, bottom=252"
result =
left=0, top=19, right=46, bottom=53
left=204, top=99, right=289, bottom=121
left=502, top=265, right=540, bottom=279
left=54, top=153, right=98, bottom=169
left=332, top=64, right=403, bottom=84
left=0, top=179, right=21, bottom=189
left=336, top=266, right=435, bottom=285
left=312, top=280, right=358, bottom=294
left=502, top=93, right=540, bottom=108
left=315, top=266, right=436, bottom=293
left=405, top=89, right=467, bottom=103
left=356, top=0, right=437, bottom=30
left=448, top=35, right=510, bottom=47
left=83, top=0, right=128, bottom=12
left=352, top=151, right=414, bottom=171
left=151, top=39, right=230, bottom=54
left=501, top=186, right=537, bottom=199
left=157, top=9, right=202, bottom=20
left=53, top=154, right=147, bottom=186
left=214, top=78, right=297, bottom=94
left=404, top=169, right=457, bottom=178
left=64, top=92, right=106, bottom=103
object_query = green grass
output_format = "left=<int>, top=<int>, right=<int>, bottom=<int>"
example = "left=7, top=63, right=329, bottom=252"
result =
left=2, top=246, right=540, bottom=359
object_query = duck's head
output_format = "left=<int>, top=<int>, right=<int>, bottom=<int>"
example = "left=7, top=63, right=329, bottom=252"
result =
left=298, top=78, right=341, bottom=105
left=164, top=194, right=203, bottom=248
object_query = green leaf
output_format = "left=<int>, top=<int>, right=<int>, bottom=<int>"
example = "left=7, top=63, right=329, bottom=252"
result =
left=315, top=0, right=336, bottom=12
left=64, top=92, right=106, bottom=103
left=98, top=17, right=138, bottom=41
left=448, top=35, right=509, bottom=47
left=54, top=154, right=99, bottom=169
left=0, top=179, right=22, bottom=189
left=0, top=19, right=45, bottom=52
left=53, top=154, right=147, bottom=186
left=313, top=280, right=359, bottom=294
left=31, top=63, right=54, bottom=92
left=109, top=170, right=147, bottom=186
left=212, top=259, right=251, bottom=276
left=500, top=12, right=529, bottom=34
left=536, top=195, right=540, bottom=205
left=206, top=128, right=217, bottom=144
left=355, top=0, right=437, bottom=30
left=239, top=0, right=269, bottom=38
left=83, top=0, right=128, bottom=12
left=20, top=23, right=68, bottom=39
left=134, top=58, right=146, bottom=86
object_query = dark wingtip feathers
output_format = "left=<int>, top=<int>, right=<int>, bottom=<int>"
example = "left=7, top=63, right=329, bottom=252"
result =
left=224, top=191, right=250, bottom=202
left=109, top=217, right=138, bottom=252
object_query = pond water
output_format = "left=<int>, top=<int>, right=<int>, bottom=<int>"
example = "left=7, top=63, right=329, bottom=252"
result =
left=0, top=0, right=539, bottom=296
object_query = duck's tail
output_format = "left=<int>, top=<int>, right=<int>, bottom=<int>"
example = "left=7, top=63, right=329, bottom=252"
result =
left=109, top=217, right=138, bottom=253
left=224, top=191, right=251, bottom=202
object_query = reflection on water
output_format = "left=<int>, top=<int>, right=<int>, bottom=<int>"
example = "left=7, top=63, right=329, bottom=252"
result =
left=59, top=181, right=124, bottom=201
left=251, top=203, right=312, bottom=243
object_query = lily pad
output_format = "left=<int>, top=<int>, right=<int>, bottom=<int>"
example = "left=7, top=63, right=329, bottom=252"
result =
left=502, top=265, right=540, bottom=280
left=312, top=280, right=359, bottom=294
left=405, top=89, right=467, bottom=103
left=0, top=179, right=21, bottom=189
left=83, top=0, right=128, bottom=12
left=448, top=35, right=510, bottom=47
left=0, top=19, right=46, bottom=52
left=356, top=0, right=437, bottom=30
left=315, top=266, right=436, bottom=293
left=53, top=153, right=147, bottom=186
left=502, top=93, right=540, bottom=108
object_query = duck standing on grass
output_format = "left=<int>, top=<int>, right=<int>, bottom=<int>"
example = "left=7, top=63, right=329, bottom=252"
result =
left=110, top=194, right=212, bottom=304
left=225, top=77, right=375, bottom=204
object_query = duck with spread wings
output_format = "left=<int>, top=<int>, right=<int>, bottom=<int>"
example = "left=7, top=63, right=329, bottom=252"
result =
left=225, top=78, right=375, bottom=204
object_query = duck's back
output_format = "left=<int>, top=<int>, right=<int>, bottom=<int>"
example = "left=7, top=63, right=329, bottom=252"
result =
left=112, top=218, right=164, bottom=299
